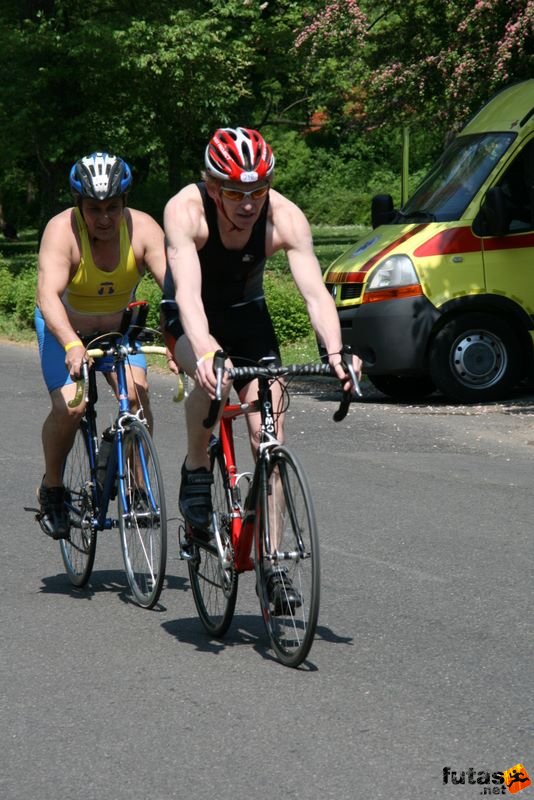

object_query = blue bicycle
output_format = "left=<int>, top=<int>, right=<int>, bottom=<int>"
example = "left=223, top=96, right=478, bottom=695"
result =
left=60, top=301, right=168, bottom=608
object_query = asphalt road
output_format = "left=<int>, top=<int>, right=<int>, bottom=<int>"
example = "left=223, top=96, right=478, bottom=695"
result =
left=1, top=341, right=533, bottom=800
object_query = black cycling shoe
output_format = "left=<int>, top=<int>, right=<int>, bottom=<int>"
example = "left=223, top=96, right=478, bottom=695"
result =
left=266, top=568, right=302, bottom=615
left=37, top=483, right=70, bottom=540
left=178, top=461, right=213, bottom=531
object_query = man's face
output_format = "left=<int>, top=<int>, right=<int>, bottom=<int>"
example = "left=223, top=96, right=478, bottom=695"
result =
left=80, top=197, right=124, bottom=240
left=217, top=179, right=270, bottom=229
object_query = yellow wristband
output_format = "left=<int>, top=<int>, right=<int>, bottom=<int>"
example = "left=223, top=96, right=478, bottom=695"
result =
left=64, top=339, right=83, bottom=353
left=195, top=351, right=215, bottom=367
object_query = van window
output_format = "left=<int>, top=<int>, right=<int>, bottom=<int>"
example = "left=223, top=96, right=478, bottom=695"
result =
left=400, top=133, right=515, bottom=222
left=496, top=138, right=534, bottom=232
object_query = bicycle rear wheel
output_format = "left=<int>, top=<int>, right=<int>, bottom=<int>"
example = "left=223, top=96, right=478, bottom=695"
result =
left=60, top=421, right=97, bottom=587
left=188, top=439, right=238, bottom=637
left=118, top=420, right=167, bottom=609
left=256, top=446, right=320, bottom=667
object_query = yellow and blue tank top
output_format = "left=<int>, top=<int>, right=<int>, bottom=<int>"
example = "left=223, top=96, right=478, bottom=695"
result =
left=63, top=207, right=139, bottom=314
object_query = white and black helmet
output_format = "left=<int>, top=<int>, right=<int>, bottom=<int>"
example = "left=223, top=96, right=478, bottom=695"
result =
left=69, top=152, right=132, bottom=200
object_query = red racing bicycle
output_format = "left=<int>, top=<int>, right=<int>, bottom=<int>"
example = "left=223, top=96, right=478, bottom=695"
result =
left=180, top=349, right=359, bottom=667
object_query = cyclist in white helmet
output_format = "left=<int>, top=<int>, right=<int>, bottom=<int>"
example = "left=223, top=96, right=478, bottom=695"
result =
left=35, top=151, right=167, bottom=540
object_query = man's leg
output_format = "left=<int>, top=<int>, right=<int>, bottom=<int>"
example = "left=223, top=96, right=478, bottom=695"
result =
left=174, top=335, right=229, bottom=529
left=39, top=383, right=84, bottom=538
left=42, top=383, right=84, bottom=487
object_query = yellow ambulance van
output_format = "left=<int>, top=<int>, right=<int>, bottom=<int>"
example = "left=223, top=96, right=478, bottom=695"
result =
left=324, top=79, right=534, bottom=402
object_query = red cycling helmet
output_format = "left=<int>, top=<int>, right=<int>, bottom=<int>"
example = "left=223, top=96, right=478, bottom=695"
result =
left=204, top=127, right=275, bottom=183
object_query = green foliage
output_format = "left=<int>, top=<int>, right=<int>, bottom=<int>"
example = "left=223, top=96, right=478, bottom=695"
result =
left=295, top=0, right=534, bottom=138
left=2, top=0, right=529, bottom=239
left=0, top=257, right=37, bottom=329
left=264, top=272, right=312, bottom=345
left=266, top=126, right=409, bottom=224
left=280, top=330, right=320, bottom=364
left=137, top=273, right=164, bottom=332
left=0, top=263, right=14, bottom=313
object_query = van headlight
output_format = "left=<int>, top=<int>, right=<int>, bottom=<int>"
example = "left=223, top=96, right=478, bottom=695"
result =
left=367, top=255, right=419, bottom=289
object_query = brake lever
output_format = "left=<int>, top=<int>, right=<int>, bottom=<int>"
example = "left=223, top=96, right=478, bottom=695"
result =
left=333, top=390, right=351, bottom=422
left=332, top=345, right=362, bottom=422
left=202, top=350, right=227, bottom=429
left=68, top=361, right=90, bottom=408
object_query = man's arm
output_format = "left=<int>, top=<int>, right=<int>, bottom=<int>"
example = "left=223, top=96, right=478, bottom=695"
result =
left=134, top=210, right=167, bottom=289
left=37, top=214, right=80, bottom=348
left=272, top=194, right=362, bottom=384
left=163, top=187, right=222, bottom=392
left=36, top=212, right=87, bottom=378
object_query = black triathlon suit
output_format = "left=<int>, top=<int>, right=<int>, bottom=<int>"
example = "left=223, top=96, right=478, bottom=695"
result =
left=161, top=182, right=281, bottom=391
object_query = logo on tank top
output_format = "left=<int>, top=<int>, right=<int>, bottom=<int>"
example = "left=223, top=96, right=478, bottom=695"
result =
left=97, top=281, right=115, bottom=295
left=242, top=254, right=254, bottom=263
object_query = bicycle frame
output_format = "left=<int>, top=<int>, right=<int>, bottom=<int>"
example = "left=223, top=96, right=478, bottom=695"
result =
left=213, top=377, right=279, bottom=572
left=77, top=346, right=155, bottom=531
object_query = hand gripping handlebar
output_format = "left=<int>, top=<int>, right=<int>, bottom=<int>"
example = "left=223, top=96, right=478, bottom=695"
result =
left=202, top=347, right=361, bottom=428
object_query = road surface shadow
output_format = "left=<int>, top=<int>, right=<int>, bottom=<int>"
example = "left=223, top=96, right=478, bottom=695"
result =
left=39, top=569, right=188, bottom=611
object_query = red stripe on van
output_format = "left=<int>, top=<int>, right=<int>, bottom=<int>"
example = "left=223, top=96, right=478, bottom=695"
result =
left=414, top=227, right=481, bottom=256
left=328, top=270, right=367, bottom=284
left=483, top=231, right=534, bottom=250
left=360, top=224, right=429, bottom=274
left=414, top=227, right=534, bottom=257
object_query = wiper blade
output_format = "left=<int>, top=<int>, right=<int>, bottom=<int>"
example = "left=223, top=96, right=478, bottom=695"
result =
left=395, top=209, right=436, bottom=222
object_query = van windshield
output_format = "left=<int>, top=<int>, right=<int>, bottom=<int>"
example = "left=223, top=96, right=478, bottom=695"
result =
left=399, top=132, right=516, bottom=222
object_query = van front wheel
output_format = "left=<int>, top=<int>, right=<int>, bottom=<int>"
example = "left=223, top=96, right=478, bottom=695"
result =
left=429, top=313, right=521, bottom=403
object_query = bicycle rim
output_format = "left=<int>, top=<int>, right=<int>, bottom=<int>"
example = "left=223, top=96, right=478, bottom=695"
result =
left=188, top=440, right=238, bottom=637
left=256, top=446, right=320, bottom=667
left=118, top=420, right=167, bottom=608
left=60, top=422, right=97, bottom=587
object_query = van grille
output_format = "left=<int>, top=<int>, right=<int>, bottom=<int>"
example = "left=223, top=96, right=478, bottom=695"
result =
left=325, top=283, right=362, bottom=301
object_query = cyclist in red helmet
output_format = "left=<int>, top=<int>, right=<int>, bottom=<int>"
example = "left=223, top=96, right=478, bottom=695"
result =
left=35, top=152, right=167, bottom=540
left=162, top=127, right=361, bottom=579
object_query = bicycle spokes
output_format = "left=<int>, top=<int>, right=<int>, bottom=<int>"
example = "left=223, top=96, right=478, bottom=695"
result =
left=118, top=420, right=167, bottom=609
left=60, top=423, right=97, bottom=587
left=257, top=447, right=320, bottom=667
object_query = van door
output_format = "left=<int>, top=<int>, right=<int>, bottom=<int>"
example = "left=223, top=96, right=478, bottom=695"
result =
left=481, top=138, right=534, bottom=316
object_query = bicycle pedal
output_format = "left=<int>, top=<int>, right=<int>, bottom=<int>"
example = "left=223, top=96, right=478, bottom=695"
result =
left=180, top=545, right=194, bottom=561
left=178, top=522, right=194, bottom=560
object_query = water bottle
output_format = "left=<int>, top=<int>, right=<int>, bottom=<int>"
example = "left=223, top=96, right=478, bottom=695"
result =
left=96, top=427, right=115, bottom=488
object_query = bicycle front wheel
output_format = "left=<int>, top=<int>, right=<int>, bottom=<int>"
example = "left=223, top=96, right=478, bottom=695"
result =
left=256, top=446, right=320, bottom=667
left=60, top=421, right=97, bottom=587
left=118, top=420, right=167, bottom=608
left=188, top=438, right=238, bottom=637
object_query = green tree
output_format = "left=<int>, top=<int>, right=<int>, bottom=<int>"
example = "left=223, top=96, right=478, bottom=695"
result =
left=0, top=0, right=312, bottom=228
left=295, top=0, right=534, bottom=134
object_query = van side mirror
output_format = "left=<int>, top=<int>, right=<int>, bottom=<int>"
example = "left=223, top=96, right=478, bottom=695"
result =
left=479, top=186, right=510, bottom=236
left=371, top=194, right=395, bottom=229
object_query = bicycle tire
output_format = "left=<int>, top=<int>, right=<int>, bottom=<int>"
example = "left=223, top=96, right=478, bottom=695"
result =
left=256, top=446, right=320, bottom=667
left=118, top=419, right=167, bottom=609
left=60, top=421, right=97, bottom=587
left=188, top=438, right=238, bottom=637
